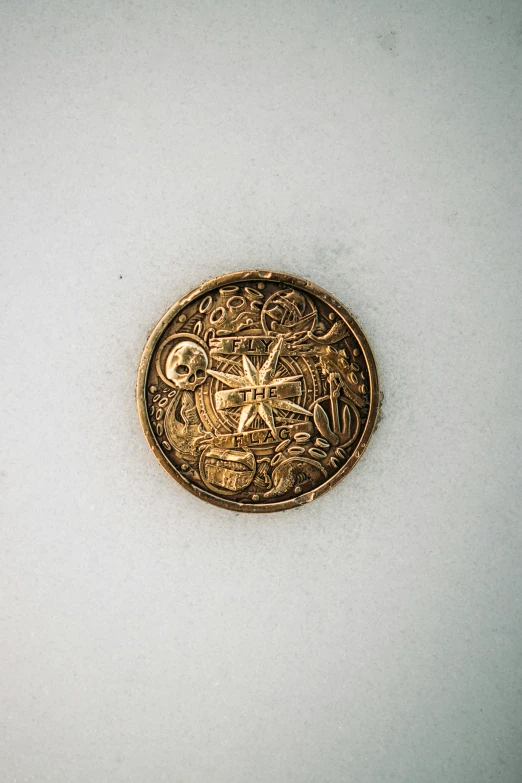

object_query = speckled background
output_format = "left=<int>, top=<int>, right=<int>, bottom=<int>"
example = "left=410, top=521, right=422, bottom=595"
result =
left=1, top=1, right=521, bottom=781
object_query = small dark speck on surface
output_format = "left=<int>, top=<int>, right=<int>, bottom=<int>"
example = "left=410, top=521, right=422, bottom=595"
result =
left=448, top=212, right=460, bottom=227
left=377, top=30, right=398, bottom=56
left=119, top=275, right=123, bottom=279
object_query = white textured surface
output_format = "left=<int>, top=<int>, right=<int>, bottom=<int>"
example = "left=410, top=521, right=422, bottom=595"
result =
left=1, top=1, right=521, bottom=781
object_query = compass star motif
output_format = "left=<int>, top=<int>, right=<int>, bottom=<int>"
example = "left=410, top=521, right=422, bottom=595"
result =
left=208, top=337, right=311, bottom=437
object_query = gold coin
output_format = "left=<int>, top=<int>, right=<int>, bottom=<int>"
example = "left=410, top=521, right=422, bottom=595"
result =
left=137, top=271, right=379, bottom=512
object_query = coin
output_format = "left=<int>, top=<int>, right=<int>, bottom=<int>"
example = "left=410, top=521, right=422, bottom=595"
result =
left=137, top=270, right=379, bottom=512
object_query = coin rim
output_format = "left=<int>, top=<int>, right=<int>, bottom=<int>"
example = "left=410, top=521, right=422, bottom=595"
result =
left=136, top=270, right=380, bottom=513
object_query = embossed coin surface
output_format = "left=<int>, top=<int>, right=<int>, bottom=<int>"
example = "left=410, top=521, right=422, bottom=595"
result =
left=137, top=271, right=379, bottom=512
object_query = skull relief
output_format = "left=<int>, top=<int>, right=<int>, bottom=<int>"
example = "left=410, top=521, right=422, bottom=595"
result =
left=165, top=340, right=208, bottom=391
